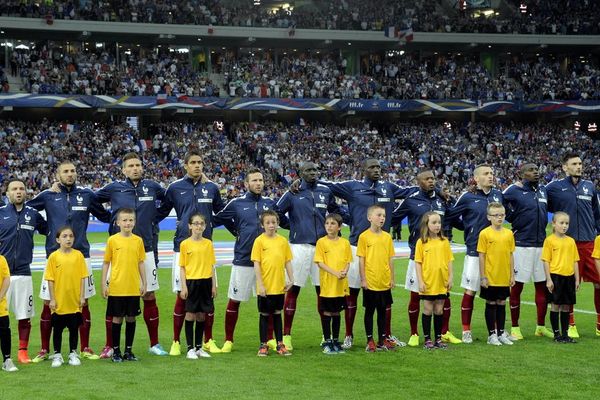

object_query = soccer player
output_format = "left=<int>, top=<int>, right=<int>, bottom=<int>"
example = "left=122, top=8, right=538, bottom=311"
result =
left=179, top=213, right=216, bottom=359
left=156, top=150, right=225, bottom=356
left=0, top=180, right=48, bottom=363
left=314, top=213, right=352, bottom=354
left=96, top=153, right=167, bottom=357
left=503, top=163, right=553, bottom=340
left=29, top=161, right=111, bottom=362
left=101, top=208, right=147, bottom=362
left=392, top=169, right=460, bottom=347
left=252, top=210, right=294, bottom=356
left=478, top=203, right=516, bottom=346
left=44, top=227, right=88, bottom=367
left=358, top=205, right=396, bottom=352
left=276, top=161, right=346, bottom=350
left=445, top=164, right=503, bottom=344
left=544, top=212, right=580, bottom=343
left=212, top=168, right=280, bottom=353
left=546, top=152, right=600, bottom=338
left=1, top=254, right=18, bottom=372
left=315, top=158, right=416, bottom=349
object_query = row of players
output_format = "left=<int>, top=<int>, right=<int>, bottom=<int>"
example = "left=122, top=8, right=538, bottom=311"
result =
left=0, top=150, right=599, bottom=369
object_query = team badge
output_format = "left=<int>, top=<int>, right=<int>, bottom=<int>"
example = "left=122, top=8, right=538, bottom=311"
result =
left=202, top=187, right=209, bottom=197
left=319, top=193, right=325, bottom=202
left=77, top=194, right=84, bottom=204
left=262, top=204, right=269, bottom=211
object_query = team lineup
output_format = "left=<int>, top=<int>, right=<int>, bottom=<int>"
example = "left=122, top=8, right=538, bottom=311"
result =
left=1, top=150, right=600, bottom=372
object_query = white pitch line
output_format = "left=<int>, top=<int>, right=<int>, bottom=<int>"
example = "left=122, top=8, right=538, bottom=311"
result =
left=395, top=284, right=596, bottom=316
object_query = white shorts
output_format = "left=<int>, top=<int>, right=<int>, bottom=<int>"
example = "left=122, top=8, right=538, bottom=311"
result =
left=461, top=255, right=481, bottom=292
left=347, top=246, right=361, bottom=289
left=172, top=251, right=181, bottom=293
left=145, top=252, right=160, bottom=292
left=290, top=243, right=319, bottom=287
left=40, top=258, right=95, bottom=301
left=7, top=275, right=35, bottom=320
left=227, top=265, right=256, bottom=302
left=514, top=247, right=546, bottom=283
left=405, top=259, right=419, bottom=293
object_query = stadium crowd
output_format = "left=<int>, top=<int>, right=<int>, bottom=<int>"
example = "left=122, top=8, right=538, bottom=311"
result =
left=1, top=118, right=598, bottom=201
left=7, top=44, right=600, bottom=101
left=0, top=0, right=598, bottom=35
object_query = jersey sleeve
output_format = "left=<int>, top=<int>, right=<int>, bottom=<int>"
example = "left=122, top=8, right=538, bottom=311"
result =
left=284, top=241, right=293, bottom=263
left=208, top=241, right=217, bottom=266
left=387, top=234, right=395, bottom=258
left=314, top=240, right=325, bottom=264
left=250, top=236, right=262, bottom=263
left=356, top=234, right=366, bottom=258
left=103, top=238, right=113, bottom=263
left=414, top=239, right=424, bottom=264
left=155, top=186, right=174, bottom=223
left=89, top=190, right=112, bottom=223
left=43, top=254, right=55, bottom=281
left=0, top=257, right=8, bottom=280
left=509, top=232, right=516, bottom=253
left=179, top=241, right=187, bottom=268
left=26, top=191, right=46, bottom=211
left=317, top=179, right=353, bottom=201
left=137, top=238, right=146, bottom=263
left=275, top=191, right=292, bottom=214
left=541, top=238, right=552, bottom=263
left=391, top=183, right=417, bottom=200
left=344, top=240, right=352, bottom=263
left=572, top=240, right=580, bottom=262
left=592, top=236, right=600, bottom=259
left=35, top=212, right=49, bottom=236
left=445, top=192, right=469, bottom=230
left=476, top=230, right=488, bottom=254
left=77, top=252, right=88, bottom=279
left=95, top=183, right=113, bottom=204
left=445, top=239, right=454, bottom=262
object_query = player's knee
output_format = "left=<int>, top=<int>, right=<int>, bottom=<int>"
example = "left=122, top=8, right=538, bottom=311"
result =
left=125, top=316, right=136, bottom=323
left=196, top=312, right=205, bottom=322
left=143, top=292, right=156, bottom=300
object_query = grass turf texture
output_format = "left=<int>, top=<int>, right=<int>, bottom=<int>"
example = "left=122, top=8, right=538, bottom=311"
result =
left=5, top=229, right=598, bottom=400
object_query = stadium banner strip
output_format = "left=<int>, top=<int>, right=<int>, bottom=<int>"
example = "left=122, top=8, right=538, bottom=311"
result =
left=1, top=95, right=600, bottom=112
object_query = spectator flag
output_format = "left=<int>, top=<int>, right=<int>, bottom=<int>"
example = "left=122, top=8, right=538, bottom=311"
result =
left=384, top=26, right=398, bottom=38
left=384, top=27, right=413, bottom=42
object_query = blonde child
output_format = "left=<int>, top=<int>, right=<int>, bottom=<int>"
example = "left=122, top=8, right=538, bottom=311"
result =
left=252, top=210, right=294, bottom=356
left=44, top=227, right=88, bottom=367
left=478, top=202, right=516, bottom=346
left=179, top=213, right=217, bottom=359
left=414, top=212, right=454, bottom=350
left=544, top=212, right=580, bottom=343
left=0, top=255, right=17, bottom=372
left=101, top=208, right=147, bottom=362
left=314, top=213, right=352, bottom=354
left=358, top=205, right=396, bottom=352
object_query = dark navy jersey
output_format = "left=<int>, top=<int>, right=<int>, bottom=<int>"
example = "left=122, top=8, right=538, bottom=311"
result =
left=445, top=188, right=503, bottom=256
left=546, top=177, right=600, bottom=242
left=0, top=204, right=48, bottom=275
left=277, top=180, right=346, bottom=245
left=96, top=178, right=166, bottom=252
left=28, top=184, right=111, bottom=257
left=503, top=180, right=547, bottom=247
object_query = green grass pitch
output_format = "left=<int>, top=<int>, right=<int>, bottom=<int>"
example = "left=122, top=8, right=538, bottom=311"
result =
left=4, top=229, right=599, bottom=400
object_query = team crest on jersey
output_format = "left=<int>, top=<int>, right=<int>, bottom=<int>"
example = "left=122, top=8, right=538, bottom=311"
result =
left=143, top=185, right=149, bottom=195
left=76, top=194, right=84, bottom=204
left=319, top=193, right=325, bottom=202
left=583, top=186, right=589, bottom=194
left=436, top=200, right=442, bottom=208
left=381, top=187, right=387, bottom=196
left=24, top=214, right=31, bottom=223
left=262, top=204, right=269, bottom=211
left=202, top=187, right=209, bottom=197
left=492, top=195, right=499, bottom=202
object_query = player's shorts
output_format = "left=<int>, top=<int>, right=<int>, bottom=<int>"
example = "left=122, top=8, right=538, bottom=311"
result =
left=347, top=246, right=361, bottom=289
left=547, top=274, right=576, bottom=305
left=576, top=241, right=599, bottom=284
left=51, top=312, right=83, bottom=330
left=257, top=294, right=285, bottom=314
left=420, top=293, right=449, bottom=301
left=40, top=258, right=95, bottom=301
left=479, top=285, right=510, bottom=301
left=404, top=259, right=419, bottom=292
left=362, top=289, right=393, bottom=309
left=144, top=251, right=160, bottom=292
left=185, top=278, right=214, bottom=314
left=513, top=247, right=546, bottom=283
left=227, top=265, right=256, bottom=302
left=172, top=251, right=181, bottom=293
left=319, top=296, right=346, bottom=313
left=7, top=275, right=35, bottom=320
left=106, top=296, right=141, bottom=317
left=461, top=255, right=481, bottom=292
left=290, top=243, right=319, bottom=287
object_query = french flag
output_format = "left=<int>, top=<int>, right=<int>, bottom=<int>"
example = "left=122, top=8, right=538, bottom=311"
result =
left=384, top=26, right=398, bottom=38
left=398, top=28, right=414, bottom=42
